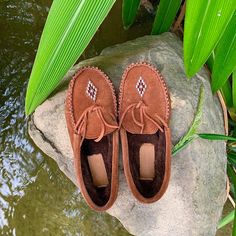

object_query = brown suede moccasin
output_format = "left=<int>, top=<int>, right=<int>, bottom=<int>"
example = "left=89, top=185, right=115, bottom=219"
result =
left=65, top=67, right=119, bottom=211
left=119, top=62, right=171, bottom=203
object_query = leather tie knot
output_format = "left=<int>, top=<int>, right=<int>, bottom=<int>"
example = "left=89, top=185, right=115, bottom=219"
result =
left=74, top=104, right=118, bottom=145
left=119, top=100, right=167, bottom=134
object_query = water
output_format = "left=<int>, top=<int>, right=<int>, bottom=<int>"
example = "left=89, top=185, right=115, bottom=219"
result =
left=0, top=0, right=153, bottom=235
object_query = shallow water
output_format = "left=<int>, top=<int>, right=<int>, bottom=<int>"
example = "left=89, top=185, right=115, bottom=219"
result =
left=0, top=0, right=153, bottom=235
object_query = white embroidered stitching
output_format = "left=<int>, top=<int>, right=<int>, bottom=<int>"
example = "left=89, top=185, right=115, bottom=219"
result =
left=86, top=80, right=97, bottom=101
left=136, top=76, right=147, bottom=97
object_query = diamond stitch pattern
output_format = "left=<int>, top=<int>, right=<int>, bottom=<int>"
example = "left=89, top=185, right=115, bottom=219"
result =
left=136, top=77, right=147, bottom=97
left=86, top=80, right=97, bottom=101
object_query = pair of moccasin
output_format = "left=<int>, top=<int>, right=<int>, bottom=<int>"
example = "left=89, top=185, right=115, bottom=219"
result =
left=65, top=62, right=171, bottom=211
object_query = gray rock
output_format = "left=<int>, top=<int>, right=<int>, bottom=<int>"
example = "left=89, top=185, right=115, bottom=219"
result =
left=28, top=32, right=227, bottom=236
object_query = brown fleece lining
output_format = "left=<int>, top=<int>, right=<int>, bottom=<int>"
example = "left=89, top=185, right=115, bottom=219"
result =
left=81, top=134, right=113, bottom=206
left=127, top=131, right=166, bottom=198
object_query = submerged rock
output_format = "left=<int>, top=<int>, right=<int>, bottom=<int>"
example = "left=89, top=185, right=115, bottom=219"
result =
left=29, top=32, right=226, bottom=236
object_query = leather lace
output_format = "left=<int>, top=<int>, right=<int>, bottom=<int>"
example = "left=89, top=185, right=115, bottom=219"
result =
left=74, top=104, right=118, bottom=145
left=119, top=101, right=167, bottom=133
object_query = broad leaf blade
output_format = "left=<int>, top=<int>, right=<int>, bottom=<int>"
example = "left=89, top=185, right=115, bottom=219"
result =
left=207, top=52, right=215, bottom=71
left=151, top=0, right=182, bottom=35
left=207, top=53, right=233, bottom=108
left=211, top=12, right=236, bottom=92
left=25, top=0, right=115, bottom=115
left=221, top=80, right=233, bottom=108
left=184, top=0, right=236, bottom=77
left=233, top=71, right=236, bottom=111
left=122, top=0, right=141, bottom=30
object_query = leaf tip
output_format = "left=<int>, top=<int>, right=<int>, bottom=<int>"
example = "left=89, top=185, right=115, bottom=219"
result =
left=184, top=65, right=194, bottom=79
left=25, top=91, right=35, bottom=116
left=25, top=101, right=33, bottom=116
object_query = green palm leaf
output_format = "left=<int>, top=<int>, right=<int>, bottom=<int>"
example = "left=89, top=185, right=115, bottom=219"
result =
left=211, top=12, right=236, bottom=92
left=122, top=0, right=141, bottom=30
left=151, top=0, right=182, bottom=35
left=218, top=210, right=234, bottom=229
left=25, top=0, right=115, bottom=115
left=207, top=54, right=233, bottom=108
left=198, top=133, right=236, bottom=141
left=233, top=71, right=236, bottom=110
left=172, top=85, right=204, bottom=156
left=184, top=0, right=236, bottom=77
left=221, top=80, right=233, bottom=108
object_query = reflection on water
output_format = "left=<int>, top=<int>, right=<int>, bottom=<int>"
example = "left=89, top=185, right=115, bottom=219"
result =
left=0, top=1, right=51, bottom=234
left=5, top=158, right=128, bottom=235
left=0, top=0, right=152, bottom=235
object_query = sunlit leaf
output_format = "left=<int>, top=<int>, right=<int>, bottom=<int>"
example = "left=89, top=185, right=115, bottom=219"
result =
left=25, top=0, right=115, bottom=114
left=151, top=0, right=182, bottom=35
left=172, top=85, right=204, bottom=155
left=211, top=12, right=236, bottom=92
left=207, top=53, right=233, bottom=108
left=172, top=138, right=195, bottom=156
left=184, top=0, right=236, bottom=77
left=122, top=0, right=141, bottom=30
left=218, top=210, right=234, bottom=229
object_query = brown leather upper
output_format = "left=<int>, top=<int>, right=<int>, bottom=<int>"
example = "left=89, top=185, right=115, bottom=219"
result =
left=67, top=68, right=118, bottom=141
left=119, top=62, right=171, bottom=203
left=65, top=67, right=119, bottom=211
left=65, top=63, right=171, bottom=207
left=119, top=63, right=170, bottom=135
